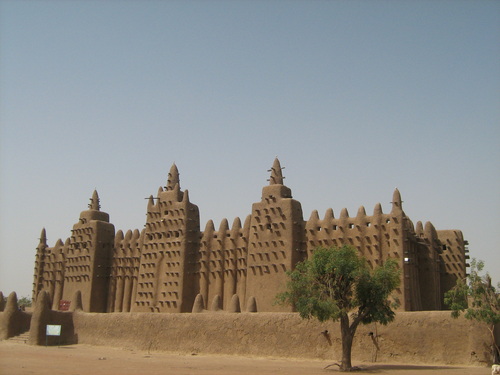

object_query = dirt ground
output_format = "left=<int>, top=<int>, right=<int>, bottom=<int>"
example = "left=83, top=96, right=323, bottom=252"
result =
left=0, top=341, right=491, bottom=375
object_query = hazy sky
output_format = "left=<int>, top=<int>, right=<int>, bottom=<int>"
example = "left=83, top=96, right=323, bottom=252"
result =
left=1, top=1, right=499, bottom=299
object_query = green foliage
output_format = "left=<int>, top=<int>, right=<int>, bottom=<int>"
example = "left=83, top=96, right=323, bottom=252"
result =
left=444, top=259, right=500, bottom=362
left=276, top=245, right=401, bottom=370
left=18, top=296, right=32, bottom=308
left=356, top=255, right=401, bottom=325
left=444, top=259, right=500, bottom=325
left=443, top=278, right=468, bottom=318
left=277, top=245, right=400, bottom=324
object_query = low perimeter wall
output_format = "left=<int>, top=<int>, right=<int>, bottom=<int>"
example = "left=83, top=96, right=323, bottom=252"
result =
left=72, top=310, right=493, bottom=366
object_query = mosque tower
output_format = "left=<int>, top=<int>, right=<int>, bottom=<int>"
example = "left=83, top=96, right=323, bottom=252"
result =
left=32, top=228, right=49, bottom=302
left=60, top=190, right=115, bottom=312
left=132, top=164, right=201, bottom=313
left=244, top=158, right=306, bottom=311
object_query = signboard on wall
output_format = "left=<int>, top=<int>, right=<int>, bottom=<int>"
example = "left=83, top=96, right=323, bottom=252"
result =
left=46, top=325, right=62, bottom=336
left=58, top=300, right=71, bottom=311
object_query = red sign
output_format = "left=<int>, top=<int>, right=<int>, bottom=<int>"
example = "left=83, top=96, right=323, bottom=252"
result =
left=58, top=300, right=71, bottom=311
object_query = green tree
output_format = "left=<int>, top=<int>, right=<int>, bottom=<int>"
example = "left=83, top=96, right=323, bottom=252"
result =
left=18, top=296, right=32, bottom=309
left=444, top=259, right=500, bottom=362
left=277, top=245, right=400, bottom=371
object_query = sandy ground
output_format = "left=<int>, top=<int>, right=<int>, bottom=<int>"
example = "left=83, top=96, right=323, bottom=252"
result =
left=0, top=341, right=490, bottom=375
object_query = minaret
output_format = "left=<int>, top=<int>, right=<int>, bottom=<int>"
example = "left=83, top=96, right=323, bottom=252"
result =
left=40, top=228, right=47, bottom=244
left=245, top=158, right=305, bottom=312
left=391, top=188, right=403, bottom=213
left=166, top=164, right=180, bottom=190
left=133, top=163, right=200, bottom=313
left=387, top=188, right=415, bottom=311
left=89, top=190, right=101, bottom=210
left=32, top=228, right=49, bottom=302
left=269, top=157, right=284, bottom=185
left=61, top=190, right=115, bottom=312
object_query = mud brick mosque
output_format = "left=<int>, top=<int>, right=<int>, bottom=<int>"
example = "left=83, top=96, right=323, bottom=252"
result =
left=32, top=159, right=467, bottom=314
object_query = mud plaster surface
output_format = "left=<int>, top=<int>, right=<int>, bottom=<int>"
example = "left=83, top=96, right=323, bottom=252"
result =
left=71, top=311, right=491, bottom=366
left=0, top=341, right=489, bottom=375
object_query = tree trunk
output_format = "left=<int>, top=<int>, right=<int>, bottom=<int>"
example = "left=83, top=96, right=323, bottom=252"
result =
left=340, top=313, right=354, bottom=371
left=489, top=324, right=500, bottom=364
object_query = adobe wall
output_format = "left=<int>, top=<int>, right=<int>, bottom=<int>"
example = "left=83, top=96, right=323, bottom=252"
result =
left=0, top=311, right=31, bottom=340
left=0, top=292, right=31, bottom=340
left=71, top=311, right=492, bottom=366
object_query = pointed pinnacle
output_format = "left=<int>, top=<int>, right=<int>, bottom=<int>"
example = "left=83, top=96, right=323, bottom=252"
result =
left=89, top=190, right=101, bottom=211
left=268, top=158, right=284, bottom=185
left=166, top=163, right=180, bottom=191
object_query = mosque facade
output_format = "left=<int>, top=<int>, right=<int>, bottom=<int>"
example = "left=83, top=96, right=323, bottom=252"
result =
left=33, top=159, right=468, bottom=313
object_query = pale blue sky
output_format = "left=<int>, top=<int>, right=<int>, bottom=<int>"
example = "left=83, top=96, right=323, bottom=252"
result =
left=1, top=1, right=499, bottom=298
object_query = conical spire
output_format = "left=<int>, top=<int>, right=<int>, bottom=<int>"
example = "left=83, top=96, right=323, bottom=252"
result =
left=340, top=208, right=349, bottom=219
left=182, top=189, right=190, bottom=203
left=132, top=229, right=140, bottom=241
left=88, top=190, right=101, bottom=211
left=6, top=292, right=19, bottom=313
left=211, top=295, right=222, bottom=311
left=242, top=214, right=251, bottom=239
left=173, top=183, right=180, bottom=197
left=268, top=158, right=284, bottom=185
left=192, top=294, right=205, bottom=313
left=308, top=210, right=320, bottom=222
left=125, top=229, right=133, bottom=241
left=247, top=296, right=257, bottom=312
left=373, top=203, right=383, bottom=216
left=306, top=210, right=319, bottom=230
left=391, top=188, right=402, bottom=211
left=166, top=163, right=180, bottom=191
left=229, top=294, right=241, bottom=313
left=416, top=221, right=424, bottom=236
left=115, top=230, right=124, bottom=247
left=357, top=206, right=367, bottom=217
left=218, top=218, right=229, bottom=233
left=231, top=217, right=242, bottom=238
left=204, top=219, right=215, bottom=233
left=424, top=221, right=437, bottom=238
left=323, top=208, right=335, bottom=221
left=202, top=220, right=215, bottom=241
left=39, top=228, right=47, bottom=246
left=147, top=195, right=155, bottom=209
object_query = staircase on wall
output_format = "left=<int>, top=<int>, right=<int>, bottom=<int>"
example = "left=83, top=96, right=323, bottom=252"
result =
left=7, top=331, right=29, bottom=344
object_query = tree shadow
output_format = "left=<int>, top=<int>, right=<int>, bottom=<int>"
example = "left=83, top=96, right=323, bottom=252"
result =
left=324, top=364, right=467, bottom=373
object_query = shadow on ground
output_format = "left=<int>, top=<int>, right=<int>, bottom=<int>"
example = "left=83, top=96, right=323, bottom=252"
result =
left=324, top=364, right=466, bottom=373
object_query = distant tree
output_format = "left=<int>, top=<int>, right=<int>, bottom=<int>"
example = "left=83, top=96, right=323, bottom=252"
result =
left=18, top=296, right=32, bottom=309
left=444, top=259, right=500, bottom=362
left=276, top=245, right=400, bottom=371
